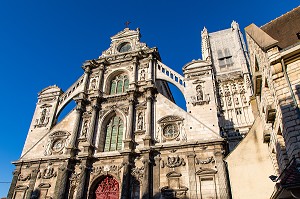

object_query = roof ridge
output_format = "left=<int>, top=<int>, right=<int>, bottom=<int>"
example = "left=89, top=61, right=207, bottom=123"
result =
left=261, top=5, right=300, bottom=28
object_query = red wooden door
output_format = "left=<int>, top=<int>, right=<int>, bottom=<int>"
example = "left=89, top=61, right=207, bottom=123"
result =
left=95, top=176, right=119, bottom=199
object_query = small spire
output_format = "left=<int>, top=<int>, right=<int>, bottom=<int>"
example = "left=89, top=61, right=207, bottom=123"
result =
left=201, top=27, right=208, bottom=36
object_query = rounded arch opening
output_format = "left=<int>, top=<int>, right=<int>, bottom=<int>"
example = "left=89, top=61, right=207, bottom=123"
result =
left=55, top=99, right=76, bottom=124
left=96, top=109, right=127, bottom=152
left=89, top=175, right=120, bottom=199
left=104, top=70, right=130, bottom=95
left=167, top=82, right=187, bottom=111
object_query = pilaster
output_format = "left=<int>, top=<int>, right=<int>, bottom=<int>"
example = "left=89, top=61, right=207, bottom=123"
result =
left=54, top=161, right=71, bottom=199
left=24, top=168, right=39, bottom=199
left=75, top=160, right=89, bottom=199
left=124, top=97, right=135, bottom=150
left=187, top=152, right=197, bottom=199
left=215, top=150, right=231, bottom=199
left=143, top=91, right=153, bottom=147
left=7, top=165, right=21, bottom=199
left=120, top=155, right=132, bottom=199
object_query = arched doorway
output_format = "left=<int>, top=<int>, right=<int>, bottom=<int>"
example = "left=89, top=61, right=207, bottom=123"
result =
left=94, top=176, right=119, bottom=199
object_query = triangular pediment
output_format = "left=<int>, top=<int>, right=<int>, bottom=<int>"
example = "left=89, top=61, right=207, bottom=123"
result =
left=111, top=28, right=140, bottom=41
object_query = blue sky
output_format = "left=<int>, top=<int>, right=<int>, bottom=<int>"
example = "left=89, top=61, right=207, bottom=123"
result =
left=0, top=0, right=299, bottom=197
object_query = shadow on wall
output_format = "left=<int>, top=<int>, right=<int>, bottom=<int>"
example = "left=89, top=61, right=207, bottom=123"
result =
left=153, top=190, right=190, bottom=199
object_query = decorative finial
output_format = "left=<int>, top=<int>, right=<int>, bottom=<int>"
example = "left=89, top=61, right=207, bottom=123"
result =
left=125, top=21, right=131, bottom=28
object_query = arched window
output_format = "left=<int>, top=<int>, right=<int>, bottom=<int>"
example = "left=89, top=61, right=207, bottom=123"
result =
left=109, top=74, right=129, bottom=94
left=104, top=115, right=124, bottom=151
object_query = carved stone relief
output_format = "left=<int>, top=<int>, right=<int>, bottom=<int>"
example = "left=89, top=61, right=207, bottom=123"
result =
left=195, top=156, right=215, bottom=165
left=161, top=155, right=186, bottom=168
left=191, top=84, right=210, bottom=106
left=38, top=162, right=57, bottom=179
left=91, top=163, right=124, bottom=180
left=90, top=78, right=98, bottom=90
left=18, top=173, right=31, bottom=181
left=34, top=104, right=52, bottom=128
left=44, top=131, right=70, bottom=156
left=79, top=119, right=90, bottom=139
left=157, top=115, right=184, bottom=142
left=131, top=166, right=144, bottom=183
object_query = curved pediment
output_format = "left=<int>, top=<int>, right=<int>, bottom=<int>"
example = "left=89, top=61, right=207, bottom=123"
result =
left=182, top=59, right=211, bottom=71
left=158, top=115, right=184, bottom=124
left=195, top=168, right=217, bottom=175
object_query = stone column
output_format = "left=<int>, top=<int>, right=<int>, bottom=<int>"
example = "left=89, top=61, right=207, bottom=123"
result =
left=124, top=98, right=135, bottom=150
left=86, top=98, right=99, bottom=145
left=141, top=153, right=151, bottom=199
left=120, top=156, right=131, bottom=199
left=187, top=153, right=197, bottom=199
left=147, top=55, right=153, bottom=82
left=153, top=155, right=161, bottom=199
left=66, top=96, right=85, bottom=156
left=7, top=165, right=21, bottom=199
left=97, top=63, right=105, bottom=90
left=215, top=151, right=231, bottom=199
left=54, top=161, right=70, bottom=199
left=144, top=93, right=153, bottom=147
left=132, top=57, right=138, bottom=86
left=83, top=65, right=91, bottom=92
left=25, top=168, right=39, bottom=199
left=75, top=160, right=88, bottom=199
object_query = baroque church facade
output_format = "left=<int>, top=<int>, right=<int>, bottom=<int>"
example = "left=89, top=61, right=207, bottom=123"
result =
left=8, top=22, right=253, bottom=199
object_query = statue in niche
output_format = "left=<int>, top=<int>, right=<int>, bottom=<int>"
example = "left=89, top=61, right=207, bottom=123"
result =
left=81, top=120, right=89, bottom=138
left=220, top=97, right=224, bottom=107
left=137, top=113, right=143, bottom=130
left=196, top=85, right=203, bottom=101
left=227, top=96, right=232, bottom=106
left=40, top=109, right=47, bottom=124
left=242, top=95, right=247, bottom=104
left=35, top=108, right=49, bottom=128
left=140, top=69, right=145, bottom=81
left=90, top=79, right=97, bottom=89
left=234, top=96, right=239, bottom=105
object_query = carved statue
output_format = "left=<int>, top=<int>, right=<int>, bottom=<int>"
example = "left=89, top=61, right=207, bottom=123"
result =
left=90, top=79, right=97, bottom=89
left=140, top=69, right=145, bottom=81
left=234, top=96, right=239, bottom=105
left=242, top=95, right=247, bottom=104
left=196, top=85, right=203, bottom=101
left=137, top=113, right=143, bottom=130
left=40, top=108, right=47, bottom=124
left=227, top=96, right=232, bottom=106
left=81, top=120, right=89, bottom=138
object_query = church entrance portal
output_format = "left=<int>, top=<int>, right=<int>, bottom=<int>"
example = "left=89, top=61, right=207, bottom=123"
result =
left=95, top=176, right=119, bottom=199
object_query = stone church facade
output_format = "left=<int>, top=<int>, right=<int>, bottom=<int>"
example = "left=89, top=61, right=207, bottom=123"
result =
left=8, top=22, right=253, bottom=199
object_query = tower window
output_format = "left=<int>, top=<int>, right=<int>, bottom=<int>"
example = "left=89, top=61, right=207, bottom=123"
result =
left=236, top=108, right=242, bottom=115
left=109, top=74, right=129, bottom=94
left=217, top=48, right=233, bottom=69
left=104, top=116, right=124, bottom=151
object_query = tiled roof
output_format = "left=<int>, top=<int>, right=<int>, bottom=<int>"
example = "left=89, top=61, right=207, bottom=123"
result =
left=261, top=6, right=300, bottom=49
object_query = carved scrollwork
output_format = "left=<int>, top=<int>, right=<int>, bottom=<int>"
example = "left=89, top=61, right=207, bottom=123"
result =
left=131, top=166, right=144, bottom=182
left=69, top=171, right=80, bottom=188
left=195, top=156, right=215, bottom=165
left=18, top=173, right=31, bottom=181
left=44, top=131, right=70, bottom=156
left=161, top=155, right=186, bottom=168
left=91, top=164, right=123, bottom=179
left=38, top=162, right=57, bottom=179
